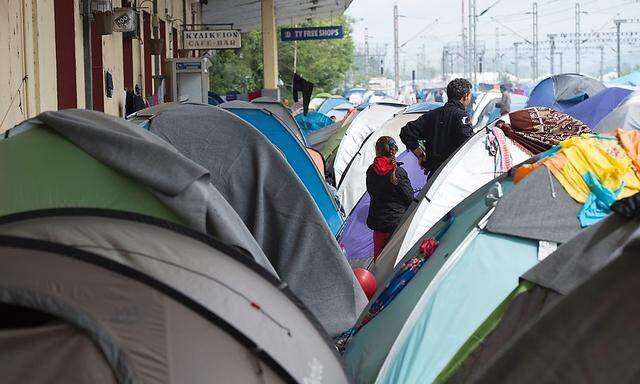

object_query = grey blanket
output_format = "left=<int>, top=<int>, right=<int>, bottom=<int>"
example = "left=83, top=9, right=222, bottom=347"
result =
left=147, top=104, right=366, bottom=337
left=37, top=109, right=276, bottom=276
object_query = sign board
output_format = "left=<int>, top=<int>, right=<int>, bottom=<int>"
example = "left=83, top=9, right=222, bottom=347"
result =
left=183, top=29, right=241, bottom=50
left=113, top=8, right=136, bottom=33
left=176, top=61, right=203, bottom=71
left=281, top=26, right=344, bottom=41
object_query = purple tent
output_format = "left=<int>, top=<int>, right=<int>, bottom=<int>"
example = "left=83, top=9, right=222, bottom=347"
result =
left=339, top=151, right=427, bottom=264
left=565, top=87, right=633, bottom=130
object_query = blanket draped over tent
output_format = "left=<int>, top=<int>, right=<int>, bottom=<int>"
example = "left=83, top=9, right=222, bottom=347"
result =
left=497, top=108, right=591, bottom=154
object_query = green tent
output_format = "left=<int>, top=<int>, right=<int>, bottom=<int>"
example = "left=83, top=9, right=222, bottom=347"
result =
left=0, top=123, right=179, bottom=222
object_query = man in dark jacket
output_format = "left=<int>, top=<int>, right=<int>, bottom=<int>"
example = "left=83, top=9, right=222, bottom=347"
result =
left=367, top=137, right=414, bottom=259
left=400, top=78, right=474, bottom=175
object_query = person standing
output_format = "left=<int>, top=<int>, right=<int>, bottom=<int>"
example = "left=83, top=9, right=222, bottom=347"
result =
left=400, top=78, right=474, bottom=176
left=496, top=84, right=511, bottom=116
left=366, top=136, right=414, bottom=259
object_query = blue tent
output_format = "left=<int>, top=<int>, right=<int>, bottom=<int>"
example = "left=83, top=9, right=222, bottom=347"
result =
left=565, top=87, right=633, bottom=130
left=608, top=70, right=640, bottom=87
left=318, top=96, right=348, bottom=115
left=295, top=111, right=335, bottom=135
left=405, top=102, right=444, bottom=114
left=221, top=101, right=343, bottom=235
left=343, top=160, right=588, bottom=383
left=527, top=74, right=606, bottom=111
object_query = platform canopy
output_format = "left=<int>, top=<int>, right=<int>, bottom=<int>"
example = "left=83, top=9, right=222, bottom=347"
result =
left=202, top=0, right=353, bottom=31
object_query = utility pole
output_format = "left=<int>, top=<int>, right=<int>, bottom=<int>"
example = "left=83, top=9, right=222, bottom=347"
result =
left=615, top=19, right=624, bottom=77
left=394, top=4, right=400, bottom=97
left=462, top=0, right=468, bottom=78
left=599, top=45, right=604, bottom=81
left=558, top=51, right=564, bottom=74
left=364, top=28, right=370, bottom=79
left=575, top=2, right=581, bottom=73
left=473, top=0, right=478, bottom=83
left=468, top=0, right=473, bottom=81
left=532, top=2, right=539, bottom=81
left=549, top=34, right=556, bottom=75
left=442, top=48, right=447, bottom=81
left=514, top=41, right=522, bottom=79
left=495, top=27, right=500, bottom=73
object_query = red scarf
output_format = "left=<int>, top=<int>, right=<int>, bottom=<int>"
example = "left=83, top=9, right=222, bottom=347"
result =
left=373, top=156, right=395, bottom=175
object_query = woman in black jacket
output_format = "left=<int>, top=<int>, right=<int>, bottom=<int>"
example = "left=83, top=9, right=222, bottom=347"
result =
left=366, top=136, right=414, bottom=260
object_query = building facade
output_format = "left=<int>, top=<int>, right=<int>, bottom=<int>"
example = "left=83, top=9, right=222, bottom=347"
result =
left=1, top=0, right=202, bottom=132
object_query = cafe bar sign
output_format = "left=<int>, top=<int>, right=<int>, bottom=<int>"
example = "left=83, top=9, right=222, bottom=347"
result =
left=183, top=29, right=241, bottom=50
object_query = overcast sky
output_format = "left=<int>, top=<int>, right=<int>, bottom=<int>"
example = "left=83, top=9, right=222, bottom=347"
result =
left=345, top=0, right=640, bottom=79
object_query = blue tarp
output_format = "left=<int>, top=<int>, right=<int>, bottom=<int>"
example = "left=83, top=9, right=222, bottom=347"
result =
left=318, top=97, right=348, bottom=115
left=565, top=87, right=633, bottom=129
left=296, top=111, right=335, bottom=134
left=224, top=107, right=343, bottom=235
left=608, top=70, right=640, bottom=87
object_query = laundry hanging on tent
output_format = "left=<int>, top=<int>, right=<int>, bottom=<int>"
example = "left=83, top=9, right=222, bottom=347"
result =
left=496, top=108, right=591, bottom=154
left=578, top=171, right=623, bottom=227
left=293, top=73, right=314, bottom=116
left=542, top=135, right=640, bottom=203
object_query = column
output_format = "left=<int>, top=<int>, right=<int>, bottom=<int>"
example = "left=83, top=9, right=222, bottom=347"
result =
left=261, top=0, right=279, bottom=99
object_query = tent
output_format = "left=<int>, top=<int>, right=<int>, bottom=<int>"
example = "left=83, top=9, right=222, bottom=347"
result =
left=309, top=94, right=331, bottom=111
left=337, top=103, right=441, bottom=216
left=345, top=132, right=640, bottom=384
left=221, top=101, right=343, bottom=235
left=0, top=209, right=351, bottom=383
left=326, top=102, right=354, bottom=122
left=607, top=70, right=640, bottom=87
left=441, top=207, right=640, bottom=383
left=318, top=96, right=349, bottom=115
left=526, top=73, right=606, bottom=111
left=0, top=110, right=273, bottom=275
left=251, top=96, right=306, bottom=144
left=344, top=164, right=586, bottom=384
left=333, top=102, right=406, bottom=186
left=595, top=91, right=640, bottom=132
left=374, top=108, right=590, bottom=284
left=307, top=121, right=344, bottom=151
left=474, top=94, right=528, bottom=129
left=146, top=104, right=367, bottom=337
left=564, top=86, right=633, bottom=129
left=295, top=111, right=335, bottom=134
left=339, top=150, right=426, bottom=268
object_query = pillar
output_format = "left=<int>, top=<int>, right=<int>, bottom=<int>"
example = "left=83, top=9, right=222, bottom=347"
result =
left=261, top=0, right=279, bottom=99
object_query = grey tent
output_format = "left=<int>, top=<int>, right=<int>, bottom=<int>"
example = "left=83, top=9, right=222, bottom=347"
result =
left=0, top=209, right=351, bottom=383
left=595, top=91, right=640, bottom=132
left=0, top=110, right=274, bottom=275
left=252, top=97, right=306, bottom=143
left=450, top=211, right=640, bottom=384
left=146, top=104, right=366, bottom=337
left=307, top=121, right=343, bottom=151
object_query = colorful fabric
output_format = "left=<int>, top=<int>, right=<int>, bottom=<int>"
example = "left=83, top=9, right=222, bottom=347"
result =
left=543, top=135, right=640, bottom=203
left=617, top=129, right=640, bottom=171
left=578, top=171, right=623, bottom=227
left=488, top=126, right=513, bottom=175
left=498, top=108, right=591, bottom=154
